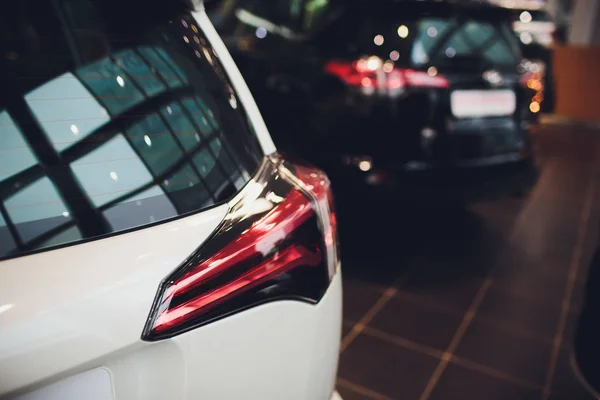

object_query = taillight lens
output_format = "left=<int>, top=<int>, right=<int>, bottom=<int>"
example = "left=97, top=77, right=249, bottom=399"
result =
left=325, top=56, right=449, bottom=92
left=519, top=59, right=546, bottom=89
left=142, top=155, right=338, bottom=341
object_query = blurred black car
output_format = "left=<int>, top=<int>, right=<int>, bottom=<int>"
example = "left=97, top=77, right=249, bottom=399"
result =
left=209, top=0, right=536, bottom=198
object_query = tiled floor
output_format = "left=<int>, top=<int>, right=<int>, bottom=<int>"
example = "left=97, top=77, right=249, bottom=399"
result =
left=335, top=126, right=600, bottom=400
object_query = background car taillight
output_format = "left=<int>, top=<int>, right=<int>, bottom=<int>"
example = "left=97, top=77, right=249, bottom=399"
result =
left=142, top=155, right=338, bottom=341
left=325, top=55, right=449, bottom=95
left=518, top=59, right=546, bottom=113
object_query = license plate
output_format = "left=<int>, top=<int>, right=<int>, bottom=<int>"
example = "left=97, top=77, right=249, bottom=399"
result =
left=450, top=90, right=516, bottom=118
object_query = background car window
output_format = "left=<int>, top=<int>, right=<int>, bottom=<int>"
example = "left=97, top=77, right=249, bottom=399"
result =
left=318, top=4, right=520, bottom=70
left=412, top=18, right=520, bottom=67
left=0, top=0, right=263, bottom=260
left=411, top=19, right=455, bottom=64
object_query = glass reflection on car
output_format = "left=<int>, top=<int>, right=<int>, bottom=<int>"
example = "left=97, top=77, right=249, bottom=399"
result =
left=0, top=4, right=262, bottom=260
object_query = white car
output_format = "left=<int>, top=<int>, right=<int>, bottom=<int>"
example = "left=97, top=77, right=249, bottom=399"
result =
left=0, top=0, right=342, bottom=399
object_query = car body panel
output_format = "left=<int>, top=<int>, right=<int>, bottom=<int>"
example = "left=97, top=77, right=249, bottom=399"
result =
left=0, top=203, right=228, bottom=395
left=0, top=6, right=341, bottom=400
left=7, top=270, right=342, bottom=400
left=194, top=10, right=277, bottom=156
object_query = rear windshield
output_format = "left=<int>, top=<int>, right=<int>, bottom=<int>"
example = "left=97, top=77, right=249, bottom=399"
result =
left=325, top=3, right=521, bottom=70
left=0, top=0, right=263, bottom=259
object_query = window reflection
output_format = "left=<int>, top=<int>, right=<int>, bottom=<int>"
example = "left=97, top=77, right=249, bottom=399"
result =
left=411, top=18, right=518, bottom=67
left=154, top=48, right=189, bottom=86
left=38, top=226, right=82, bottom=250
left=0, top=212, right=17, bottom=256
left=103, top=186, right=177, bottom=231
left=195, top=96, right=221, bottom=130
left=484, top=40, right=515, bottom=64
left=163, top=165, right=212, bottom=213
left=4, top=177, right=72, bottom=243
left=0, top=9, right=261, bottom=259
left=114, top=49, right=167, bottom=97
left=161, top=102, right=202, bottom=151
left=182, top=97, right=215, bottom=136
left=138, top=47, right=187, bottom=89
left=463, top=22, right=495, bottom=46
left=210, top=138, right=245, bottom=189
left=77, top=58, right=145, bottom=115
left=25, top=73, right=111, bottom=151
left=0, top=111, right=38, bottom=180
left=125, top=115, right=184, bottom=176
left=444, top=32, right=470, bottom=57
left=71, top=134, right=154, bottom=207
left=193, top=148, right=228, bottom=195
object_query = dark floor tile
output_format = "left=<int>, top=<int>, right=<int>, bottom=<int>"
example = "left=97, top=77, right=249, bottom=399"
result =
left=491, top=262, right=569, bottom=307
left=497, top=256, right=573, bottom=283
left=396, top=213, right=501, bottom=287
left=550, top=395, right=593, bottom=400
left=536, top=187, right=588, bottom=211
left=428, top=363, right=540, bottom=400
left=493, top=205, right=579, bottom=268
left=369, top=295, right=463, bottom=351
left=337, top=196, right=415, bottom=288
left=342, top=321, right=354, bottom=339
left=540, top=239, right=580, bottom=267
left=477, top=285, right=561, bottom=340
left=455, top=316, right=553, bottom=386
left=339, top=334, right=439, bottom=400
left=470, top=197, right=526, bottom=236
left=578, top=242, right=597, bottom=291
left=401, top=277, right=484, bottom=312
left=571, top=285, right=586, bottom=314
left=343, top=280, right=385, bottom=322
left=551, top=347, right=596, bottom=399
left=336, top=386, right=368, bottom=400
left=575, top=268, right=590, bottom=293
left=563, top=310, right=581, bottom=350
left=402, top=255, right=493, bottom=287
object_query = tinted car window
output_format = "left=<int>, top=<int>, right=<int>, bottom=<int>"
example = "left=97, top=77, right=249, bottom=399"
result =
left=319, top=3, right=521, bottom=70
left=411, top=18, right=519, bottom=67
left=0, top=0, right=263, bottom=259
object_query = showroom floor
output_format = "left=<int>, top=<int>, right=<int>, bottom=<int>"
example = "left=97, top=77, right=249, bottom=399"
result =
left=334, top=125, right=599, bottom=400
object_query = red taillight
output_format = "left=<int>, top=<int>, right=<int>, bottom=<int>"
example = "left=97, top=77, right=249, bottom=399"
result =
left=403, top=69, right=449, bottom=89
left=284, top=162, right=339, bottom=276
left=325, top=57, right=449, bottom=91
left=142, top=155, right=338, bottom=341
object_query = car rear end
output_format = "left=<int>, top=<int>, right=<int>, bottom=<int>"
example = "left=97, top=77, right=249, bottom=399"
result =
left=0, top=1, right=342, bottom=399
left=319, top=1, right=536, bottom=199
